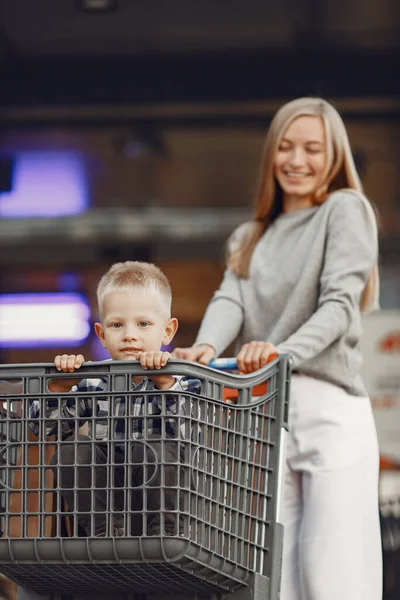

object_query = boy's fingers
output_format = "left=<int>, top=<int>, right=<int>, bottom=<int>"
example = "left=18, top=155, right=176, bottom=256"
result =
left=139, top=351, right=171, bottom=369
left=160, top=351, right=171, bottom=366
left=60, top=354, right=72, bottom=371
left=75, top=354, right=85, bottom=368
left=67, top=355, right=79, bottom=372
left=54, top=354, right=85, bottom=372
left=139, top=353, right=148, bottom=369
left=152, top=352, right=162, bottom=369
left=150, top=351, right=171, bottom=369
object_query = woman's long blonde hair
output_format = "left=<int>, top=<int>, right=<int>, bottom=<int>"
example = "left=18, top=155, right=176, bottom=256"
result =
left=228, top=97, right=379, bottom=312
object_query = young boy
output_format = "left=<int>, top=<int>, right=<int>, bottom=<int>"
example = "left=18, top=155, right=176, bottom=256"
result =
left=30, top=261, right=200, bottom=537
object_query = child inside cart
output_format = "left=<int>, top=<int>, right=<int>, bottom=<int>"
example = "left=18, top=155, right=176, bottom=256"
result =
left=29, top=261, right=201, bottom=538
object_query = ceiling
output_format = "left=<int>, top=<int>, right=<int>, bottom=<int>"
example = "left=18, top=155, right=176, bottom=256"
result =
left=0, top=0, right=399, bottom=112
left=0, top=1, right=398, bottom=268
left=0, top=0, right=398, bottom=58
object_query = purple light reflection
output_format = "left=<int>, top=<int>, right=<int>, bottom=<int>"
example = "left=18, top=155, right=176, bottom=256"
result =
left=0, top=152, right=88, bottom=217
left=0, top=293, right=91, bottom=348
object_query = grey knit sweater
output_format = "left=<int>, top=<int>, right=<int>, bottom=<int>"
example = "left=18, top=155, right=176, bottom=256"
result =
left=196, top=190, right=378, bottom=396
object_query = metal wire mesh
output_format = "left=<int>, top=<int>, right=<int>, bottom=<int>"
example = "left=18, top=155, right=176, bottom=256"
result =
left=0, top=358, right=290, bottom=598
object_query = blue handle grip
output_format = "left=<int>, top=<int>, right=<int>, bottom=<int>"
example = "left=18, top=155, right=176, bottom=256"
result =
left=208, top=358, right=238, bottom=371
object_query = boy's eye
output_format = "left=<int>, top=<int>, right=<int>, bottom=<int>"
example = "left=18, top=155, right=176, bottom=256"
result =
left=138, top=321, right=149, bottom=328
left=111, top=323, right=122, bottom=328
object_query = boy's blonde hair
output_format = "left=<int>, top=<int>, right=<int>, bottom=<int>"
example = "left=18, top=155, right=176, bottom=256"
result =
left=96, top=261, right=172, bottom=318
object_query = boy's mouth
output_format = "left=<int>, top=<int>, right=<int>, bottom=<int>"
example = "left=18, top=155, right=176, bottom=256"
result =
left=120, top=347, right=142, bottom=354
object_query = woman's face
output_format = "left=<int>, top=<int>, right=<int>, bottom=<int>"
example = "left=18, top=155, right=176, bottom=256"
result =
left=274, top=115, right=327, bottom=211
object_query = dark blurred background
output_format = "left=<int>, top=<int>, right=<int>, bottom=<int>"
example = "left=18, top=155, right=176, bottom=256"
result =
left=0, top=0, right=399, bottom=363
left=0, top=1, right=399, bottom=597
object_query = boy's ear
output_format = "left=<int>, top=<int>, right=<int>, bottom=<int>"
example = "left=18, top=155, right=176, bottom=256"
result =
left=163, top=317, right=178, bottom=346
left=94, top=322, right=107, bottom=348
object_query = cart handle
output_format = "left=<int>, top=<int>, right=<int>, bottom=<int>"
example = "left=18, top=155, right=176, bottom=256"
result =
left=208, top=358, right=238, bottom=371
left=208, top=353, right=278, bottom=371
left=208, top=355, right=278, bottom=402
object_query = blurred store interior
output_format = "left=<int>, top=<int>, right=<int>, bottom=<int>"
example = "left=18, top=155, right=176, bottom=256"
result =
left=0, top=0, right=399, bottom=363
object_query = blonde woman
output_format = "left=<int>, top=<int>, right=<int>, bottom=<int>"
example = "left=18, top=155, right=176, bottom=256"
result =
left=174, top=98, right=382, bottom=600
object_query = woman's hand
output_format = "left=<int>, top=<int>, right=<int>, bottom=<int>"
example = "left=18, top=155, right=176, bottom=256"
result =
left=172, top=344, right=216, bottom=366
left=236, top=341, right=278, bottom=374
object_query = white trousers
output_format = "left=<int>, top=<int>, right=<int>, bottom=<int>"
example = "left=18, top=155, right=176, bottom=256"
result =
left=280, top=374, right=382, bottom=600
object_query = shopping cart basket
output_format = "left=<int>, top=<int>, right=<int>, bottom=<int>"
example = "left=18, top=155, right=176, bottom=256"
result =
left=0, top=356, right=290, bottom=600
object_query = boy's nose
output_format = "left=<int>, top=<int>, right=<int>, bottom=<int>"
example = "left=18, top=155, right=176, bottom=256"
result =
left=123, top=327, right=137, bottom=341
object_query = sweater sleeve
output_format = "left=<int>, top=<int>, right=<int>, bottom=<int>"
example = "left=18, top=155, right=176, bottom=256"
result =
left=195, top=267, right=244, bottom=355
left=277, top=193, right=378, bottom=367
left=194, top=222, right=254, bottom=355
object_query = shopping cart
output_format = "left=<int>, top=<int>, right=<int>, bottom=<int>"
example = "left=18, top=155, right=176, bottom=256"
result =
left=0, top=355, right=290, bottom=600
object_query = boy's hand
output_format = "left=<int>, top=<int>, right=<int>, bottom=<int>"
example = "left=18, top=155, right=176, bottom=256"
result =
left=49, top=354, right=85, bottom=393
left=139, top=351, right=175, bottom=390
left=55, top=354, right=85, bottom=372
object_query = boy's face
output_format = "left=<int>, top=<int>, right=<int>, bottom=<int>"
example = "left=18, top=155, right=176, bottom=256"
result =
left=94, top=288, right=177, bottom=361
